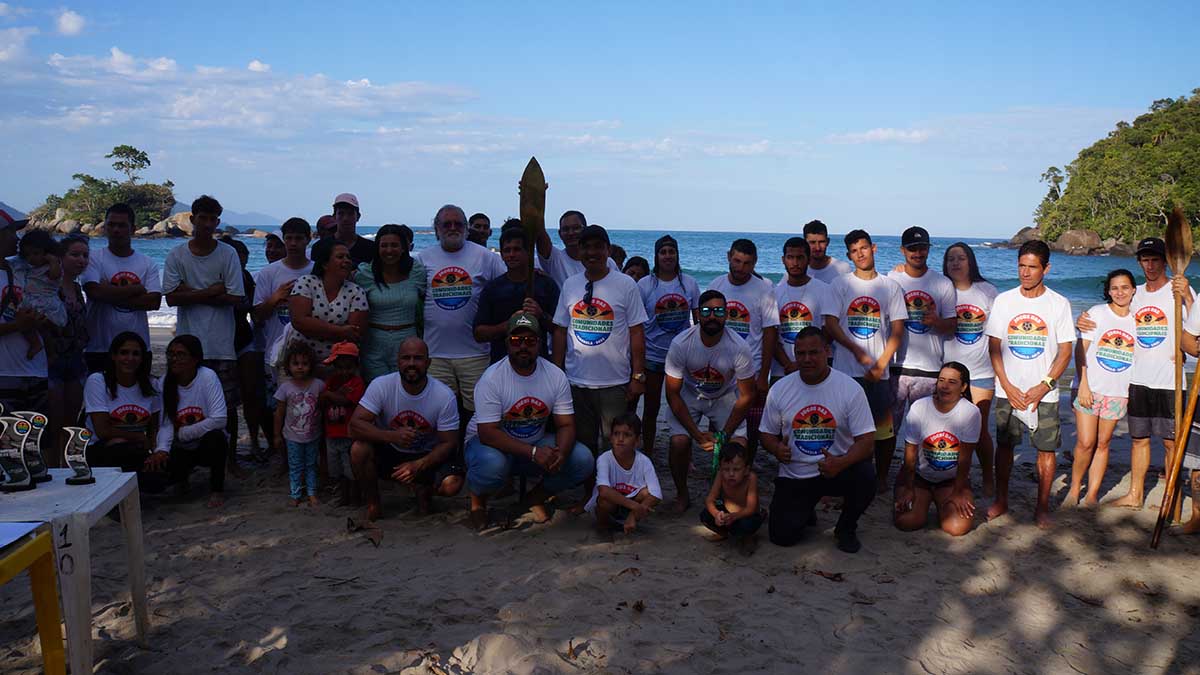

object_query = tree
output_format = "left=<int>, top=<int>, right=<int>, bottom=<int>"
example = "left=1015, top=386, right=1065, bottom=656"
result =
left=105, top=144, right=151, bottom=184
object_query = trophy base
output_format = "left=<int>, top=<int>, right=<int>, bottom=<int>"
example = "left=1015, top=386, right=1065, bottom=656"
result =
left=32, top=473, right=52, bottom=483
left=1, top=482, right=36, bottom=492
left=66, top=475, right=96, bottom=485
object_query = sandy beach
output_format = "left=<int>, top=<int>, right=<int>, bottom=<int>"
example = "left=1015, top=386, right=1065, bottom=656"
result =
left=2, top=328, right=1199, bottom=674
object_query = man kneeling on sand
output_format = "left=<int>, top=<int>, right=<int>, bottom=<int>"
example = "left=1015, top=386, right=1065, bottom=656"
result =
left=464, top=313, right=595, bottom=530
left=349, top=337, right=461, bottom=520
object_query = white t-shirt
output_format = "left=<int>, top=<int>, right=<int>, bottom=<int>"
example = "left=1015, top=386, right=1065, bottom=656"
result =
left=984, top=286, right=1074, bottom=403
left=416, top=241, right=507, bottom=359
left=154, top=367, right=228, bottom=453
left=944, top=281, right=999, bottom=381
left=759, top=368, right=875, bottom=480
left=0, top=257, right=48, bottom=378
left=808, top=258, right=852, bottom=285
left=886, top=269, right=957, bottom=373
left=357, top=373, right=459, bottom=454
left=83, top=372, right=161, bottom=438
left=1077, top=303, right=1136, bottom=398
left=664, top=325, right=755, bottom=400
left=466, top=357, right=573, bottom=442
left=903, top=396, right=981, bottom=483
left=274, top=378, right=326, bottom=443
left=584, top=449, right=663, bottom=513
left=1131, top=281, right=1194, bottom=390
left=829, top=273, right=907, bottom=379
left=706, top=274, right=779, bottom=371
left=537, top=245, right=619, bottom=289
left=553, top=270, right=649, bottom=388
left=80, top=248, right=162, bottom=354
left=639, top=274, right=701, bottom=364
left=772, top=277, right=833, bottom=377
left=161, top=241, right=245, bottom=361
left=253, top=259, right=313, bottom=356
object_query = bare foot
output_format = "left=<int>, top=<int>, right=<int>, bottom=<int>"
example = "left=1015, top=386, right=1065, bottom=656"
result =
left=469, top=508, right=488, bottom=531
left=705, top=531, right=729, bottom=543
left=1062, top=492, right=1080, bottom=509
left=366, top=502, right=382, bottom=522
left=207, top=493, right=225, bottom=508
left=1081, top=497, right=1100, bottom=508
left=1171, top=517, right=1200, bottom=535
left=307, top=495, right=320, bottom=507
left=1035, top=510, right=1053, bottom=530
left=668, top=498, right=690, bottom=515
left=289, top=498, right=301, bottom=507
left=623, top=514, right=638, bottom=534
left=529, top=503, right=550, bottom=523
left=986, top=501, right=1008, bottom=521
left=1106, top=493, right=1144, bottom=509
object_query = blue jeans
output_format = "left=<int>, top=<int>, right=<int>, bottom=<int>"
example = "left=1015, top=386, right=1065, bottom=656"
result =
left=286, top=439, right=320, bottom=499
left=465, top=435, right=595, bottom=497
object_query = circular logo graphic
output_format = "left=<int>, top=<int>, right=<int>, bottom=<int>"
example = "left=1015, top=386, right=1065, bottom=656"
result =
left=791, top=404, right=836, bottom=456
left=726, top=300, right=751, bottom=338
left=846, top=296, right=882, bottom=339
left=112, top=404, right=151, bottom=430
left=1006, top=313, right=1048, bottom=360
left=79, top=429, right=93, bottom=443
left=571, top=297, right=615, bottom=346
left=1134, top=306, right=1168, bottom=349
left=1096, top=328, right=1135, bottom=373
left=176, top=406, right=206, bottom=426
left=904, top=290, right=935, bottom=335
left=922, top=431, right=960, bottom=471
left=26, top=414, right=46, bottom=429
left=654, top=293, right=689, bottom=332
left=779, top=301, right=814, bottom=344
left=955, top=303, right=986, bottom=345
left=430, top=266, right=474, bottom=310
left=111, top=271, right=143, bottom=313
left=502, top=397, right=550, bottom=439
left=691, top=365, right=727, bottom=396
left=13, top=419, right=31, bottom=435
left=390, top=410, right=433, bottom=450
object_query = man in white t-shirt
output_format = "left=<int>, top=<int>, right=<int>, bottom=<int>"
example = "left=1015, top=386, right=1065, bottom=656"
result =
left=253, top=218, right=313, bottom=360
left=534, top=210, right=619, bottom=288
left=464, top=313, right=595, bottom=529
left=825, top=229, right=907, bottom=493
left=707, top=238, right=779, bottom=459
left=773, top=236, right=834, bottom=378
left=349, top=336, right=460, bottom=521
left=81, top=202, right=163, bottom=374
left=985, top=240, right=1074, bottom=528
left=885, top=227, right=957, bottom=468
left=416, top=204, right=507, bottom=437
left=803, top=219, right=852, bottom=284
left=760, top=327, right=876, bottom=553
left=664, top=289, right=756, bottom=512
left=552, top=224, right=648, bottom=504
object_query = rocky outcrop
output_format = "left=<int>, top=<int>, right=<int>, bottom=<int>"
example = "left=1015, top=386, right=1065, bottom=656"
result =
left=1009, top=226, right=1044, bottom=246
left=1002, top=226, right=1138, bottom=256
left=1052, top=229, right=1104, bottom=255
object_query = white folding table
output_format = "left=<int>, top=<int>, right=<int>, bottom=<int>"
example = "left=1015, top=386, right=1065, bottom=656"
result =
left=0, top=468, right=149, bottom=674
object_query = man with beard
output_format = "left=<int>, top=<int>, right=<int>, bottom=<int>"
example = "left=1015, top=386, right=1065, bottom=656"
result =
left=467, top=213, right=492, bottom=248
left=349, top=337, right=460, bottom=520
left=803, top=220, right=851, bottom=284
left=664, top=290, right=756, bottom=512
left=465, top=313, right=594, bottom=529
left=534, top=210, right=619, bottom=288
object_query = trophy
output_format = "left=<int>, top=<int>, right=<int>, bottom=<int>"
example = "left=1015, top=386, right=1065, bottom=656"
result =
left=62, top=427, right=96, bottom=485
left=0, top=416, right=35, bottom=492
left=13, top=411, right=51, bottom=482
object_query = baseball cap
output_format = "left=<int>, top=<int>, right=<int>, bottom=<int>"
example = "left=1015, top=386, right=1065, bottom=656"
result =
left=323, top=341, right=360, bottom=364
left=1136, top=237, right=1166, bottom=258
left=578, top=224, right=610, bottom=246
left=0, top=208, right=29, bottom=232
left=901, top=226, right=931, bottom=249
left=332, top=193, right=360, bottom=210
left=507, top=312, right=541, bottom=336
left=316, top=214, right=337, bottom=233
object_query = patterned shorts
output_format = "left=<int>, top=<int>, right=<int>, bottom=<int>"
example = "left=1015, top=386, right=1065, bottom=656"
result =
left=1072, top=394, right=1128, bottom=421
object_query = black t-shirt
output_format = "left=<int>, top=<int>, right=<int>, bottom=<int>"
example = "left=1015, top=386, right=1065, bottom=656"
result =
left=474, top=271, right=560, bottom=363
left=345, top=235, right=376, bottom=267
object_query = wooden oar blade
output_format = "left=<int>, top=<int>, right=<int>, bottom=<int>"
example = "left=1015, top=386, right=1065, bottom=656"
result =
left=519, top=157, right=547, bottom=234
left=1164, top=205, right=1192, bottom=275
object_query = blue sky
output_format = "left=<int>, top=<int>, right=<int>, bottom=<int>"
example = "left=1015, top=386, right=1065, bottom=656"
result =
left=1, top=1, right=1197, bottom=236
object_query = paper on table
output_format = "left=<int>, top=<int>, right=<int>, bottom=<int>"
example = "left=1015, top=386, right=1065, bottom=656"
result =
left=0, top=521, right=40, bottom=550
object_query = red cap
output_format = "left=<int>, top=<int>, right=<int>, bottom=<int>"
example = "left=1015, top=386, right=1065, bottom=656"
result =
left=323, top=341, right=360, bottom=364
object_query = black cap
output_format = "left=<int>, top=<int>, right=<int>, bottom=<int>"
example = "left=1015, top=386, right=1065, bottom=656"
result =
left=1136, top=237, right=1166, bottom=258
left=578, top=224, right=610, bottom=246
left=901, top=226, right=930, bottom=249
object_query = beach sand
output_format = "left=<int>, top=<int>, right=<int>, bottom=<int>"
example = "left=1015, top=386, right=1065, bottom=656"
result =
left=2, top=329, right=1199, bottom=674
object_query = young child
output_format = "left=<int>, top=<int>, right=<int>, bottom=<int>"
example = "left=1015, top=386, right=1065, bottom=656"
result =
left=701, top=440, right=763, bottom=555
left=319, top=341, right=365, bottom=506
left=586, top=412, right=662, bottom=535
left=10, top=230, right=66, bottom=358
left=273, top=341, right=325, bottom=506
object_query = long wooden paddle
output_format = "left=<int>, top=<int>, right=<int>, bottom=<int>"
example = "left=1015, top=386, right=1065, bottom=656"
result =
left=1154, top=205, right=1193, bottom=545
left=519, top=157, right=547, bottom=298
left=1152, top=371, right=1200, bottom=547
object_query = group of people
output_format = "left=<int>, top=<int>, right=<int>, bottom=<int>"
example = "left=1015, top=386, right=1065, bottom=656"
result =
left=2, top=195, right=1198, bottom=557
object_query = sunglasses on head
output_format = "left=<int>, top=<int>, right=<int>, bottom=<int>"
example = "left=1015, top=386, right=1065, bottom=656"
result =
left=699, top=306, right=727, bottom=318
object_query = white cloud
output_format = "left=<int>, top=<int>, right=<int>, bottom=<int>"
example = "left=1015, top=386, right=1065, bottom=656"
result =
left=55, top=9, right=84, bottom=36
left=828, top=127, right=932, bottom=144
left=0, top=25, right=36, bottom=61
left=0, top=3, right=31, bottom=18
left=247, top=59, right=269, bottom=73
left=48, top=46, right=177, bottom=80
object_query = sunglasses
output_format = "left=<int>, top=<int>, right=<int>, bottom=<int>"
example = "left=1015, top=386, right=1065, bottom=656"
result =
left=508, top=334, right=539, bottom=347
left=582, top=280, right=594, bottom=307
left=698, top=306, right=727, bottom=318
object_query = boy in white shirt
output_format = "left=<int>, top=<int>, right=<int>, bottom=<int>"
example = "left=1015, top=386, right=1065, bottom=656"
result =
left=587, top=412, right=662, bottom=536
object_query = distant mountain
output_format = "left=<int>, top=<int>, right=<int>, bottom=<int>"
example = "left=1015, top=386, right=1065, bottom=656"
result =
left=0, top=201, right=27, bottom=219
left=170, top=201, right=279, bottom=229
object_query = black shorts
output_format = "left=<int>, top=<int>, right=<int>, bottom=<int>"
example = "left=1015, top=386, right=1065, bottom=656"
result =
left=373, top=444, right=451, bottom=486
left=854, top=376, right=895, bottom=422
left=1127, top=384, right=1174, bottom=440
left=915, top=474, right=956, bottom=492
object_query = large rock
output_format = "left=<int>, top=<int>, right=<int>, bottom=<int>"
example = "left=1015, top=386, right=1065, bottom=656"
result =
left=56, top=219, right=80, bottom=234
left=1053, top=229, right=1103, bottom=255
left=248, top=229, right=270, bottom=238
left=147, top=211, right=193, bottom=237
left=86, top=223, right=106, bottom=238
left=135, top=226, right=153, bottom=237
left=1009, top=226, right=1043, bottom=246
left=1102, top=238, right=1137, bottom=257
left=54, top=208, right=67, bottom=221
left=222, top=226, right=240, bottom=235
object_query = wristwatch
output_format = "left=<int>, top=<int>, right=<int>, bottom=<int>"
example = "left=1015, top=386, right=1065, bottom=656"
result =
left=1041, top=376, right=1057, bottom=389
left=632, top=372, right=646, bottom=383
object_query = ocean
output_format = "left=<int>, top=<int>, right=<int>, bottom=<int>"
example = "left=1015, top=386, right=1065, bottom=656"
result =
left=84, top=228, right=1179, bottom=329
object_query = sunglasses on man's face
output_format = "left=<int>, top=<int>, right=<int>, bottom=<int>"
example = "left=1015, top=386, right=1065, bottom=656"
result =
left=699, top=306, right=727, bottom=318
left=508, top=334, right=539, bottom=347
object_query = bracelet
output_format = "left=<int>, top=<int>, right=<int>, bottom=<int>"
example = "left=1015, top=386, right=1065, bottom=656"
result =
left=531, top=445, right=538, bottom=460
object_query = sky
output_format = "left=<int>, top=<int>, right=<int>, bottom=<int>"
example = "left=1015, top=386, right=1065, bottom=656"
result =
left=1, top=2, right=1198, bottom=237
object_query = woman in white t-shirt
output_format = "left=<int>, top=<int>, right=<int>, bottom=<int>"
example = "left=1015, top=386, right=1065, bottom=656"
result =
left=894, top=362, right=980, bottom=536
left=289, top=239, right=369, bottom=367
left=1065, top=269, right=1136, bottom=507
left=157, top=335, right=230, bottom=507
left=637, top=235, right=701, bottom=451
left=942, top=242, right=998, bottom=497
left=84, top=331, right=163, bottom=488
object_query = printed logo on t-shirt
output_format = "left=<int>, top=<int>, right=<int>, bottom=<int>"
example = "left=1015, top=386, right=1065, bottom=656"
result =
left=922, top=431, right=960, bottom=471
left=502, top=396, right=550, bottom=439
left=726, top=300, right=751, bottom=338
left=1134, top=306, right=1168, bottom=349
left=779, top=301, right=814, bottom=344
left=430, top=266, right=474, bottom=310
left=690, top=365, right=727, bottom=395
left=175, top=406, right=206, bottom=426
left=846, top=296, right=882, bottom=339
left=904, top=290, right=935, bottom=335
left=111, top=404, right=152, bottom=432
left=613, top=482, right=638, bottom=496
left=654, top=294, right=689, bottom=332
left=0, top=284, right=23, bottom=322
left=110, top=271, right=142, bottom=314
left=955, top=304, right=986, bottom=345
left=390, top=410, right=433, bottom=449
left=571, top=298, right=614, bottom=346
left=791, top=404, right=836, bottom=456
left=1006, top=313, right=1048, bottom=360
left=1096, top=328, right=1135, bottom=373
